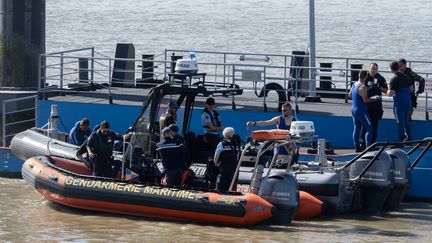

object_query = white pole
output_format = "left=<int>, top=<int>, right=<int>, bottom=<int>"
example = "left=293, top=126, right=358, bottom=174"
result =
left=306, top=0, right=320, bottom=102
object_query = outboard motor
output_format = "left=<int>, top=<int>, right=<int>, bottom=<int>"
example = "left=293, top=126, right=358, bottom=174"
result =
left=383, top=148, right=411, bottom=211
left=349, top=151, right=394, bottom=215
left=258, top=171, right=299, bottom=224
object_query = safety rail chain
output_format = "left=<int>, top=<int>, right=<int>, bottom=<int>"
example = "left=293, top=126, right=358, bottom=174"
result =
left=1, top=96, right=38, bottom=147
left=38, top=47, right=432, bottom=119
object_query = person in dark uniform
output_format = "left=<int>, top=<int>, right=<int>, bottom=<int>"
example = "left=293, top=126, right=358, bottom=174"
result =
left=156, top=127, right=188, bottom=186
left=201, top=97, right=224, bottom=152
left=388, top=61, right=412, bottom=141
left=168, top=124, right=183, bottom=143
left=214, top=127, right=240, bottom=191
left=359, top=63, right=388, bottom=148
left=398, top=58, right=425, bottom=121
left=87, top=120, right=132, bottom=177
left=349, top=70, right=380, bottom=151
left=168, top=123, right=192, bottom=167
left=69, top=118, right=91, bottom=146
left=201, top=98, right=224, bottom=189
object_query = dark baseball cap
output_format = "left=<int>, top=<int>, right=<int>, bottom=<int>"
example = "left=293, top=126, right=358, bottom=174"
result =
left=206, top=97, right=215, bottom=105
left=168, top=100, right=178, bottom=109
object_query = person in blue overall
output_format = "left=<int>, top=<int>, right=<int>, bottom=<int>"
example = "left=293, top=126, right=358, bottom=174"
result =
left=246, top=102, right=296, bottom=162
left=156, top=127, right=189, bottom=186
left=387, top=61, right=412, bottom=141
left=69, top=118, right=91, bottom=146
left=349, top=70, right=380, bottom=152
left=398, top=58, right=425, bottom=122
left=214, top=127, right=240, bottom=191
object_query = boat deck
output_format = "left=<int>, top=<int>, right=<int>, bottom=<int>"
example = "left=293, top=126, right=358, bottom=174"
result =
left=43, top=86, right=429, bottom=121
left=35, top=84, right=432, bottom=149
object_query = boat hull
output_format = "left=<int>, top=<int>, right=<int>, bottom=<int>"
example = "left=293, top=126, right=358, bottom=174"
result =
left=407, top=151, right=432, bottom=200
left=10, top=128, right=79, bottom=161
left=9, top=128, right=432, bottom=202
left=22, top=156, right=274, bottom=226
left=0, top=147, right=23, bottom=178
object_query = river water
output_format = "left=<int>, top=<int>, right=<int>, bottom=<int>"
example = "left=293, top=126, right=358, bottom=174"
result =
left=2, top=1, right=432, bottom=242
left=1, top=177, right=432, bottom=242
left=46, top=0, right=432, bottom=60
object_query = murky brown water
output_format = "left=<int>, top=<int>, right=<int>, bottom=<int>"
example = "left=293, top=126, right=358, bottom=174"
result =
left=1, top=177, right=431, bottom=242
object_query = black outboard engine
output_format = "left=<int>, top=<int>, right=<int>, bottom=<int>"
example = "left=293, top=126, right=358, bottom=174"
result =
left=383, top=148, right=411, bottom=211
left=258, top=171, right=299, bottom=224
left=349, top=151, right=394, bottom=215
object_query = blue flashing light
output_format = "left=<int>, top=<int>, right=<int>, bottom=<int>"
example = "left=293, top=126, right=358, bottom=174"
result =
left=188, top=51, right=196, bottom=59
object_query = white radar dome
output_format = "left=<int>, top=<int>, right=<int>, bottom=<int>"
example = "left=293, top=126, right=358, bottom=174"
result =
left=289, top=121, right=315, bottom=138
left=175, top=53, right=198, bottom=74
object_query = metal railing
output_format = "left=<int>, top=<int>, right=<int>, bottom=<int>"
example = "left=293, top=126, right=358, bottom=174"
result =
left=37, top=47, right=432, bottom=119
left=1, top=96, right=38, bottom=146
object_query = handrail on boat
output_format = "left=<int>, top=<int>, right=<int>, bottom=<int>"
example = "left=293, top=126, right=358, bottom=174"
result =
left=37, top=47, right=432, bottom=120
left=121, top=140, right=133, bottom=181
left=235, top=136, right=432, bottom=192
left=1, top=95, right=38, bottom=147
left=339, top=137, right=432, bottom=184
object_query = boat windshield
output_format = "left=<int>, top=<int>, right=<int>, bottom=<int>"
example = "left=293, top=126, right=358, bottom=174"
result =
left=135, top=104, right=151, bottom=133
left=129, top=99, right=156, bottom=158
left=129, top=91, right=183, bottom=158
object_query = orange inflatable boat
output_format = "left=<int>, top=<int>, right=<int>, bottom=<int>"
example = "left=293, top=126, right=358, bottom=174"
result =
left=22, top=156, right=275, bottom=226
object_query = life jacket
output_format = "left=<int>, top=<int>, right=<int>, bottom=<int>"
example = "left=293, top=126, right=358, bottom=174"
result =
left=219, top=139, right=239, bottom=170
left=202, top=107, right=221, bottom=129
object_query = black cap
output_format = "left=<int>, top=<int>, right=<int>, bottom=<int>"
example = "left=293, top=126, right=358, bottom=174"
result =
left=168, top=100, right=178, bottom=109
left=206, top=97, right=215, bottom=105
